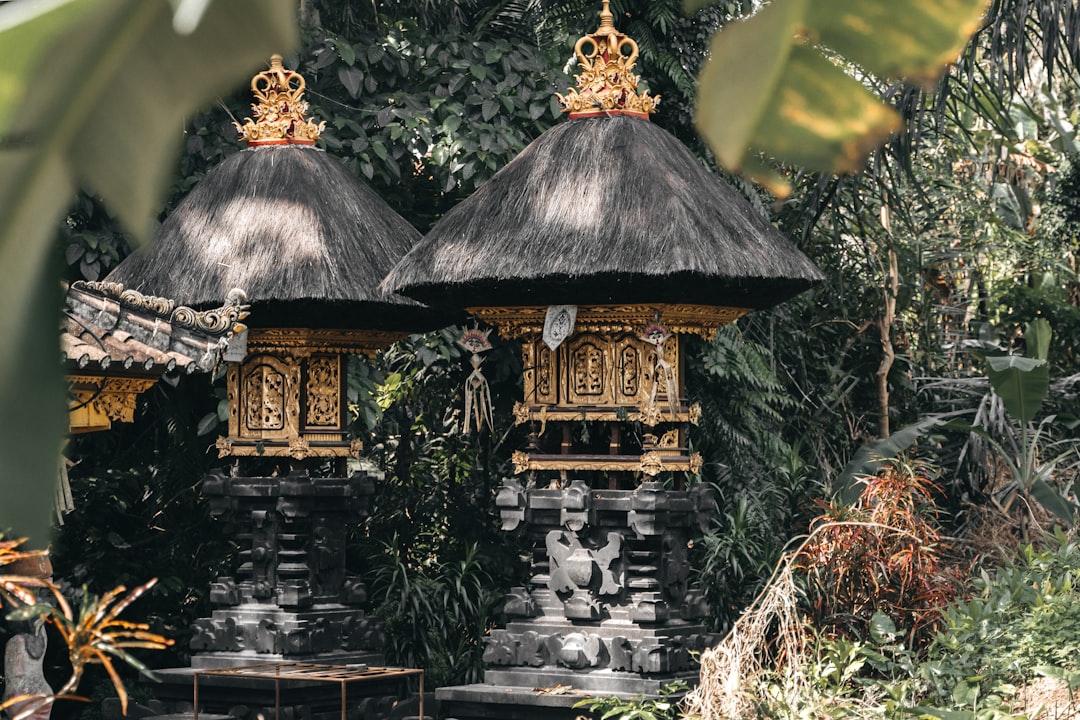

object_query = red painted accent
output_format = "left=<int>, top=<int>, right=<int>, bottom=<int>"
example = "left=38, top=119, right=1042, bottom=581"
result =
left=568, top=110, right=651, bottom=120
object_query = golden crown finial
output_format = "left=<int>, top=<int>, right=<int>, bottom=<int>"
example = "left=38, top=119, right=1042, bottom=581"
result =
left=557, top=2, right=659, bottom=118
left=235, top=55, right=326, bottom=146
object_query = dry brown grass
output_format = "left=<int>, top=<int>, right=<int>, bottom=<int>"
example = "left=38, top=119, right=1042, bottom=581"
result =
left=681, top=544, right=809, bottom=720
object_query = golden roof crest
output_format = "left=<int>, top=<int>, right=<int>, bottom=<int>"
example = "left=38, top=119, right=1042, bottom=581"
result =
left=235, top=55, right=325, bottom=146
left=557, top=1, right=659, bottom=118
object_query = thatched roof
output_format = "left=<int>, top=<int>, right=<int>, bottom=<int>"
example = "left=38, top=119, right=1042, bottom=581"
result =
left=382, top=114, right=823, bottom=311
left=108, top=145, right=440, bottom=331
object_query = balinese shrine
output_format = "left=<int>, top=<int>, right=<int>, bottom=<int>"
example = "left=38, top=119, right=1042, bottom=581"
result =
left=106, top=56, right=437, bottom=717
left=381, top=3, right=823, bottom=718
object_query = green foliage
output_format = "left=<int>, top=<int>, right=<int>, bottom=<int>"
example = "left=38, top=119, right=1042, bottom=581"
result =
left=342, top=330, right=526, bottom=688
left=927, top=532, right=1080, bottom=711
left=686, top=327, right=816, bottom=632
left=53, top=379, right=235, bottom=669
left=366, top=539, right=502, bottom=688
left=571, top=680, right=686, bottom=720
left=354, top=329, right=524, bottom=564
left=299, top=18, right=567, bottom=231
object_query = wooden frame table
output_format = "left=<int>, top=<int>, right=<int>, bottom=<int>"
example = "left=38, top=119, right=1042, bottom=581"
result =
left=192, top=662, right=424, bottom=720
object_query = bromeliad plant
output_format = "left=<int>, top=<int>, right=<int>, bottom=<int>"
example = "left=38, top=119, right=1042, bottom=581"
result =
left=0, top=536, right=172, bottom=720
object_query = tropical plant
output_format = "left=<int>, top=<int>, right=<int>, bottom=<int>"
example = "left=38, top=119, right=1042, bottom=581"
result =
left=975, top=318, right=1080, bottom=537
left=799, top=458, right=958, bottom=645
left=0, top=537, right=171, bottom=719
left=365, top=539, right=502, bottom=688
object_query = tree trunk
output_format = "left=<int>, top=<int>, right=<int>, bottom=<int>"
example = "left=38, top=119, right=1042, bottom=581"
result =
left=876, top=205, right=899, bottom=439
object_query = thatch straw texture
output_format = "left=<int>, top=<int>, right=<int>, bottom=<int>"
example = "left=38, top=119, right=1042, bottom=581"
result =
left=382, top=114, right=823, bottom=311
left=109, top=145, right=437, bottom=330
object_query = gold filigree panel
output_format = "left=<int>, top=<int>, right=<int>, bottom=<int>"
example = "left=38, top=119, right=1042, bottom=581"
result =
left=511, top=401, right=701, bottom=427
left=304, top=355, right=341, bottom=429
left=511, top=450, right=703, bottom=476
left=68, top=376, right=156, bottom=429
left=243, top=362, right=286, bottom=431
left=222, top=348, right=355, bottom=458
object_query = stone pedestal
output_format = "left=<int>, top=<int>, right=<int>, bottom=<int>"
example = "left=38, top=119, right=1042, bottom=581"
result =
left=135, top=467, right=392, bottom=718
left=438, top=479, right=716, bottom=720
left=188, top=468, right=385, bottom=667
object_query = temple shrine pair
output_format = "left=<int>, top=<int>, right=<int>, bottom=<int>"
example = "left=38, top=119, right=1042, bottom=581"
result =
left=106, top=2, right=822, bottom=718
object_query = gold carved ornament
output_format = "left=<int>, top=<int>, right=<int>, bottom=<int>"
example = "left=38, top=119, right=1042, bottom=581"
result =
left=236, top=54, right=326, bottom=146
left=512, top=401, right=702, bottom=427
left=510, top=450, right=704, bottom=476
left=245, top=327, right=404, bottom=358
left=557, top=0, right=659, bottom=118
left=69, top=376, right=157, bottom=428
left=468, top=304, right=750, bottom=341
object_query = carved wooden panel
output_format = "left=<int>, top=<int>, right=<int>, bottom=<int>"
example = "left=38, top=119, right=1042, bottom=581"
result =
left=244, top=364, right=285, bottom=431
left=520, top=332, right=685, bottom=408
left=234, top=354, right=299, bottom=441
left=304, top=355, right=341, bottom=430
left=616, top=336, right=641, bottom=401
left=523, top=342, right=558, bottom=404
left=567, top=335, right=609, bottom=403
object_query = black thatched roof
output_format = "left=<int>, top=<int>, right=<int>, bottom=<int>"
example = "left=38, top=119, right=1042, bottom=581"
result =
left=382, top=114, right=823, bottom=311
left=109, top=145, right=441, bottom=331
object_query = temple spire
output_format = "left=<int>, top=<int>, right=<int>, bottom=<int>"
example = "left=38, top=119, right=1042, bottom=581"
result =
left=557, top=1, right=660, bottom=118
left=235, top=54, right=325, bottom=146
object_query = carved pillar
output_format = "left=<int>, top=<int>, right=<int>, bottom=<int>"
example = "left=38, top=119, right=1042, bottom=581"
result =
left=188, top=468, right=384, bottom=667
left=483, top=478, right=716, bottom=695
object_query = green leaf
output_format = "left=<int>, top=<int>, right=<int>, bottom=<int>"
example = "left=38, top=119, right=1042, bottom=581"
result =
left=869, top=610, right=898, bottom=643
left=806, top=0, right=989, bottom=85
left=753, top=45, right=902, bottom=173
left=1029, top=478, right=1078, bottom=525
left=985, top=355, right=1049, bottom=425
left=0, top=0, right=93, bottom=135
left=443, top=115, right=462, bottom=133
left=482, top=99, right=499, bottom=122
left=695, top=0, right=804, bottom=170
left=0, top=0, right=297, bottom=545
left=338, top=41, right=355, bottom=66
left=695, top=0, right=986, bottom=194
left=1025, top=317, right=1052, bottom=361
left=196, top=411, right=219, bottom=437
left=339, top=66, right=363, bottom=98
left=833, top=415, right=948, bottom=501
left=5, top=603, right=53, bottom=622
left=469, top=64, right=487, bottom=82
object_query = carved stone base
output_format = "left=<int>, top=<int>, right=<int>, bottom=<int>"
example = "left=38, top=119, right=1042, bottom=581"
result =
left=191, top=469, right=384, bottom=667
left=189, top=603, right=385, bottom=669
left=482, top=617, right=713, bottom=684
left=437, top=479, right=717, bottom=719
